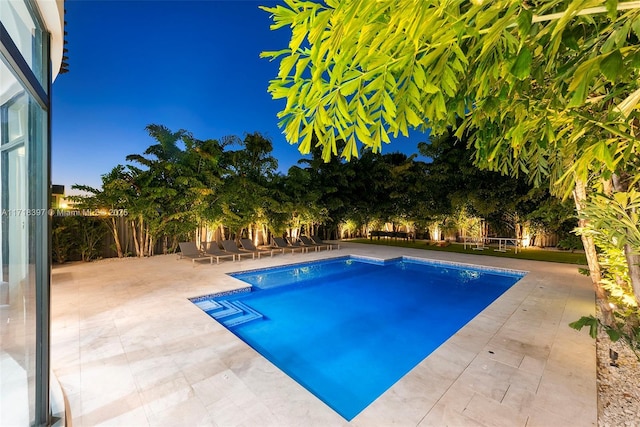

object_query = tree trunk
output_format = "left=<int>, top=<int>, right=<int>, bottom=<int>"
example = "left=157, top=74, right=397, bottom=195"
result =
left=573, top=178, right=612, bottom=324
left=131, top=220, right=141, bottom=257
left=624, top=246, right=640, bottom=304
left=148, top=235, right=154, bottom=257
left=139, top=218, right=145, bottom=257
left=110, top=217, right=124, bottom=258
left=612, top=174, right=640, bottom=305
left=144, top=223, right=151, bottom=256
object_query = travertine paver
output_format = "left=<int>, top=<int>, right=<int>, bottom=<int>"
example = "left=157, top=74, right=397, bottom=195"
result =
left=50, top=242, right=596, bottom=426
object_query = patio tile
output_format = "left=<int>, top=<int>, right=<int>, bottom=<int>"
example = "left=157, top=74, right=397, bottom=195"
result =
left=352, top=361, right=448, bottom=426
left=419, top=408, right=483, bottom=426
left=139, top=375, right=195, bottom=418
left=461, top=392, right=528, bottom=427
left=518, top=354, right=546, bottom=376
left=80, top=406, right=148, bottom=427
left=481, top=344, right=525, bottom=368
left=50, top=243, right=597, bottom=426
left=418, top=388, right=484, bottom=427
left=147, top=397, right=212, bottom=427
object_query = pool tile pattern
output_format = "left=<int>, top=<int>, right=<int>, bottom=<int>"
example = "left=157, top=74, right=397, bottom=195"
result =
left=51, top=243, right=596, bottom=426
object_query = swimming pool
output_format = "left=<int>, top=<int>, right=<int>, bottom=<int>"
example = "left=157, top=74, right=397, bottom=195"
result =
left=192, top=256, right=525, bottom=420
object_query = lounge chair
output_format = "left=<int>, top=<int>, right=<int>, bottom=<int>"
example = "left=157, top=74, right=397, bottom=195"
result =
left=311, top=235, right=340, bottom=250
left=299, top=235, right=329, bottom=251
left=272, top=237, right=306, bottom=254
left=204, top=242, right=236, bottom=263
left=286, top=237, right=310, bottom=253
left=178, top=242, right=213, bottom=264
left=240, top=238, right=281, bottom=257
left=221, top=240, right=256, bottom=260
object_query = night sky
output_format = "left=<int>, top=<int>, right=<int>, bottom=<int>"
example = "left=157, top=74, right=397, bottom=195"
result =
left=52, top=0, right=429, bottom=192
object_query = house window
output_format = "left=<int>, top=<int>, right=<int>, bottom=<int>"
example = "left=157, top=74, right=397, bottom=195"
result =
left=1, top=0, right=52, bottom=424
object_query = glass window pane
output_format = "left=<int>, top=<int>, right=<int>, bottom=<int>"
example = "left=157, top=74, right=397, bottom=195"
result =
left=0, top=0, right=46, bottom=89
left=0, top=49, right=39, bottom=427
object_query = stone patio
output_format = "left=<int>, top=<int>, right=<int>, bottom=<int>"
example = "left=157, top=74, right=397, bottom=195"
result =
left=50, top=242, right=596, bottom=426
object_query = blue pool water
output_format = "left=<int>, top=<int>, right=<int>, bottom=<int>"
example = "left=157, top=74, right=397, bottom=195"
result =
left=192, top=256, right=525, bottom=420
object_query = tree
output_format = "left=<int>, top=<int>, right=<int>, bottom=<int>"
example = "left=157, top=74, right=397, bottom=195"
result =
left=261, top=0, right=640, bottom=313
left=295, top=139, right=356, bottom=239
left=180, top=135, right=225, bottom=246
left=346, top=149, right=396, bottom=234
left=70, top=165, right=131, bottom=258
left=279, top=165, right=328, bottom=238
left=217, top=133, right=278, bottom=242
left=419, top=126, right=549, bottom=239
left=125, top=124, right=213, bottom=255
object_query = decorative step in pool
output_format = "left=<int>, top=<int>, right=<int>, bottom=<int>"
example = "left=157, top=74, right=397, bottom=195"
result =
left=210, top=300, right=243, bottom=319
left=221, top=301, right=264, bottom=328
left=194, top=299, right=223, bottom=312
left=195, top=299, right=263, bottom=327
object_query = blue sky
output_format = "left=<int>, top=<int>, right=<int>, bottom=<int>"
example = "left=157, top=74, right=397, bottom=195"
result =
left=52, top=0, right=429, bottom=192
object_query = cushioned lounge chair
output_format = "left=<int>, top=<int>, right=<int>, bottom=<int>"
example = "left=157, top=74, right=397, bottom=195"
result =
left=221, top=240, right=256, bottom=260
left=178, top=242, right=213, bottom=264
left=299, top=235, right=329, bottom=251
left=204, top=242, right=236, bottom=263
left=311, top=235, right=340, bottom=250
left=240, top=238, right=281, bottom=257
left=272, top=237, right=305, bottom=254
left=286, top=237, right=309, bottom=253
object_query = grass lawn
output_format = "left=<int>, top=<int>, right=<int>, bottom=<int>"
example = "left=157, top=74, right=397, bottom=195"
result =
left=349, top=238, right=587, bottom=265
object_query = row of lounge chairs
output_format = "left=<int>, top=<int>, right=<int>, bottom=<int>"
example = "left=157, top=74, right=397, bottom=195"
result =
left=178, top=237, right=339, bottom=264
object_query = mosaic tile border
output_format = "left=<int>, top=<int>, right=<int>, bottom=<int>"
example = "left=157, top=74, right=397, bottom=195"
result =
left=228, top=255, right=350, bottom=277
left=189, top=286, right=252, bottom=302
left=401, top=255, right=528, bottom=277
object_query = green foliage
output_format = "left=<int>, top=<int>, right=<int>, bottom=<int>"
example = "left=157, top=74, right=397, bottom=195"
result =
left=73, top=122, right=579, bottom=255
left=570, top=314, right=640, bottom=361
left=418, top=125, right=551, bottom=234
left=77, top=218, right=107, bottom=262
left=120, top=125, right=230, bottom=255
left=576, top=191, right=640, bottom=308
left=526, top=196, right=576, bottom=232
left=454, top=207, right=483, bottom=240
left=71, top=165, right=133, bottom=258
left=217, top=133, right=279, bottom=237
left=51, top=217, right=74, bottom=263
left=557, top=234, right=583, bottom=251
left=262, top=0, right=640, bottom=194
left=580, top=190, right=640, bottom=252
left=569, top=315, right=600, bottom=339
left=51, top=217, right=106, bottom=262
left=260, top=0, right=640, bottom=264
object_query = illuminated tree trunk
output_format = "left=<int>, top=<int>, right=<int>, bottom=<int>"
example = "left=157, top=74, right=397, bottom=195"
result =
left=611, top=174, right=640, bottom=305
left=573, top=178, right=612, bottom=323
left=624, top=246, right=640, bottom=304
left=131, top=219, right=141, bottom=257
left=109, top=217, right=124, bottom=258
left=219, top=224, right=226, bottom=242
